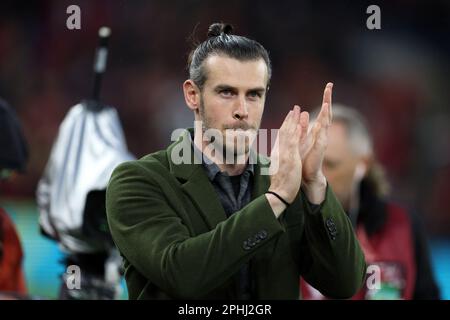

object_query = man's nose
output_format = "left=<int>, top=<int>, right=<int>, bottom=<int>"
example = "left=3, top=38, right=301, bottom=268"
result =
left=232, top=96, right=249, bottom=120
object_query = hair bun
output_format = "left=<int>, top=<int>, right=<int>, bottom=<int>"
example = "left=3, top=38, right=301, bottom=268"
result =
left=207, top=23, right=233, bottom=38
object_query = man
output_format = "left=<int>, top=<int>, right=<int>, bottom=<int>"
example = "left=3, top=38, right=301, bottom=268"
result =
left=301, top=104, right=440, bottom=299
left=106, top=23, right=366, bottom=299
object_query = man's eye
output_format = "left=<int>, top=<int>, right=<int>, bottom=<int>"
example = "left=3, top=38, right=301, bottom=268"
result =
left=248, top=91, right=262, bottom=99
left=220, top=90, right=234, bottom=97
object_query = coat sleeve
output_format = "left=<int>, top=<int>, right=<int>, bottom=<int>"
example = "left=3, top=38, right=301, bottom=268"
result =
left=106, top=160, right=285, bottom=299
left=298, top=184, right=367, bottom=299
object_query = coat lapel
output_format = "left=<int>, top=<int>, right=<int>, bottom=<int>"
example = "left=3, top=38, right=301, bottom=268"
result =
left=167, top=130, right=277, bottom=297
left=166, top=129, right=271, bottom=229
left=167, top=129, right=227, bottom=230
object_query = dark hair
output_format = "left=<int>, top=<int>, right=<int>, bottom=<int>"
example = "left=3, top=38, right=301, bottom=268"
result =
left=187, top=23, right=272, bottom=90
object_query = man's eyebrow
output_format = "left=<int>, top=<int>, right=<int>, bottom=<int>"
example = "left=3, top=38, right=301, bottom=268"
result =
left=246, top=87, right=266, bottom=94
left=214, top=84, right=238, bottom=92
left=214, top=85, right=267, bottom=93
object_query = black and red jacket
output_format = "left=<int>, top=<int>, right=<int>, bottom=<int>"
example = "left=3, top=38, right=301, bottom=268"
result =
left=301, top=179, right=440, bottom=300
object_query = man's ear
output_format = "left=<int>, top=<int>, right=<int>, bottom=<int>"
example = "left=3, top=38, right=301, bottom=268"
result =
left=183, top=80, right=201, bottom=113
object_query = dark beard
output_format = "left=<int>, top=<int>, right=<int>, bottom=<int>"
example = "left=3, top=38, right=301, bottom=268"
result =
left=198, top=97, right=258, bottom=163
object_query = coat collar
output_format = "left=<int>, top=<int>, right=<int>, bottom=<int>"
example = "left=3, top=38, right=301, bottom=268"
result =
left=166, top=128, right=270, bottom=229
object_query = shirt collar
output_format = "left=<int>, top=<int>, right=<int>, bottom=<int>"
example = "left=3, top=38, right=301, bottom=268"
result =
left=188, top=130, right=254, bottom=181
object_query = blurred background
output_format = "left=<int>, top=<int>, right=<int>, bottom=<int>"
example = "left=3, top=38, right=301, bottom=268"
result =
left=0, top=0, right=449, bottom=299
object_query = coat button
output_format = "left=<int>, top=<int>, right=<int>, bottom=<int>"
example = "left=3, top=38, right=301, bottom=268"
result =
left=242, top=241, right=252, bottom=250
left=257, top=230, right=268, bottom=240
left=326, top=218, right=335, bottom=227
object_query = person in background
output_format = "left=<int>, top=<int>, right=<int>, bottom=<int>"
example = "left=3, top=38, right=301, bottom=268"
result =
left=0, top=98, right=28, bottom=298
left=0, top=206, right=27, bottom=297
left=301, top=104, right=440, bottom=300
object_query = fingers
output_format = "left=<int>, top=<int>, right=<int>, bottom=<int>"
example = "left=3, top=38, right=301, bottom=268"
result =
left=280, top=105, right=302, bottom=137
left=308, top=121, right=322, bottom=153
left=290, top=105, right=300, bottom=133
left=317, top=83, right=333, bottom=127
left=322, top=82, right=333, bottom=108
left=279, top=105, right=314, bottom=153
left=309, top=83, right=332, bottom=153
left=281, top=109, right=293, bottom=130
left=289, top=106, right=302, bottom=148
left=299, top=111, right=309, bottom=143
left=298, top=112, right=314, bottom=158
left=321, top=103, right=329, bottom=127
left=284, top=82, right=333, bottom=131
left=293, top=83, right=333, bottom=163
left=275, top=106, right=300, bottom=158
left=281, top=105, right=299, bottom=129
left=314, top=121, right=328, bottom=154
left=313, top=121, right=322, bottom=141
left=323, top=82, right=333, bottom=124
left=328, top=87, right=333, bottom=124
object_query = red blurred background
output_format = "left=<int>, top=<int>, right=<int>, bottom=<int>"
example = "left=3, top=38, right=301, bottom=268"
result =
left=0, top=0, right=449, bottom=235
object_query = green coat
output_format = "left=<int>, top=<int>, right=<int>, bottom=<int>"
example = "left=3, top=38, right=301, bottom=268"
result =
left=106, top=129, right=366, bottom=299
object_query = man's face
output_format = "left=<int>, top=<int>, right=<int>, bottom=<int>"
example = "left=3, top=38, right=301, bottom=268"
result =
left=323, top=122, right=361, bottom=210
left=197, top=55, right=268, bottom=158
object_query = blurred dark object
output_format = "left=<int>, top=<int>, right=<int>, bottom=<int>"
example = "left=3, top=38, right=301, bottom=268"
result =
left=92, top=26, right=111, bottom=103
left=82, top=189, right=113, bottom=245
left=36, top=26, right=133, bottom=253
left=58, top=251, right=120, bottom=300
left=35, top=26, right=132, bottom=300
left=0, top=98, right=28, bottom=172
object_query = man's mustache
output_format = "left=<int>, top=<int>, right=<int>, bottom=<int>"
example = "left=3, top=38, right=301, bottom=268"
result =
left=223, top=124, right=256, bottom=131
